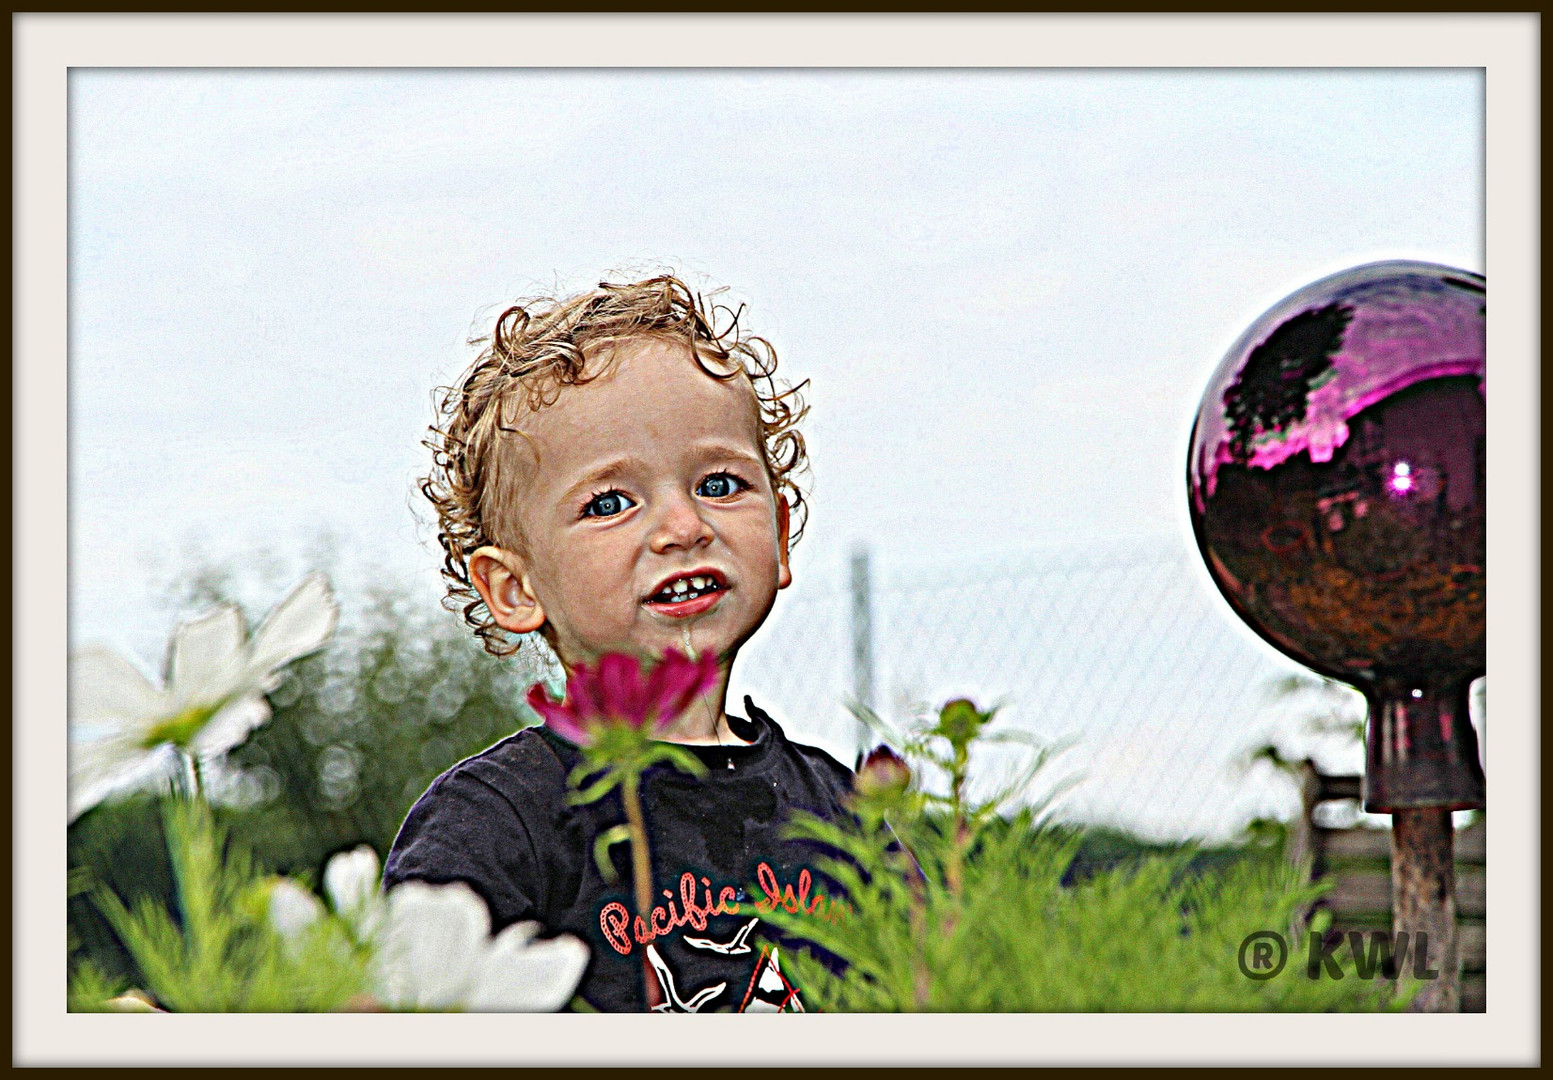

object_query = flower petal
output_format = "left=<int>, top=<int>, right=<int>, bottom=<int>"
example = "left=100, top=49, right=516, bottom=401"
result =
left=643, top=654, right=699, bottom=730
left=527, top=683, right=589, bottom=745
left=595, top=653, right=647, bottom=727
left=644, top=649, right=720, bottom=733
left=68, top=738, right=176, bottom=822
left=248, top=573, right=339, bottom=678
left=324, top=845, right=382, bottom=914
left=268, top=878, right=326, bottom=941
left=70, top=647, right=168, bottom=728
left=565, top=660, right=605, bottom=723
left=324, top=845, right=385, bottom=940
left=189, top=694, right=272, bottom=761
left=467, top=922, right=590, bottom=1012
left=168, top=604, right=248, bottom=709
left=374, top=881, right=488, bottom=1011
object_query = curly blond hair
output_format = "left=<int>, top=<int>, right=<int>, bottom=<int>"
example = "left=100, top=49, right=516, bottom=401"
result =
left=422, top=274, right=810, bottom=657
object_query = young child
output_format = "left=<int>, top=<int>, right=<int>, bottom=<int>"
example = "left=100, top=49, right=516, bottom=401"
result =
left=384, top=275, right=855, bottom=1012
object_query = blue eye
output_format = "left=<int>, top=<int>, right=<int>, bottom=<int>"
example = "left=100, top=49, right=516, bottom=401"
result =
left=697, top=473, right=746, bottom=499
left=583, top=490, right=635, bottom=518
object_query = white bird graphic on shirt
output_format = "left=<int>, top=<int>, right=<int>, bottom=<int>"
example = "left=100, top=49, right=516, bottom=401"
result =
left=683, top=917, right=760, bottom=956
left=645, top=944, right=727, bottom=1013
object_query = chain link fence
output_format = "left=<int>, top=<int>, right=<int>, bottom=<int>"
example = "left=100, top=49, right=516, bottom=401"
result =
left=729, top=530, right=1356, bottom=843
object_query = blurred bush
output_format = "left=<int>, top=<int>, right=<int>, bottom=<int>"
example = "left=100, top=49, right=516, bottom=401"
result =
left=69, top=564, right=549, bottom=986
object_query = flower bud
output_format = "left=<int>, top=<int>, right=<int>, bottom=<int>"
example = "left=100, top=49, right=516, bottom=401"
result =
left=855, top=744, right=912, bottom=800
left=937, top=698, right=992, bottom=747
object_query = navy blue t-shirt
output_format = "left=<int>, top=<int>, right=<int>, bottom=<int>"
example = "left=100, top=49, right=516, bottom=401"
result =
left=383, top=698, right=855, bottom=1013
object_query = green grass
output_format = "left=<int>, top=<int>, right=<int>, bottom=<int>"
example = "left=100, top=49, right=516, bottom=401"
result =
left=72, top=799, right=371, bottom=1012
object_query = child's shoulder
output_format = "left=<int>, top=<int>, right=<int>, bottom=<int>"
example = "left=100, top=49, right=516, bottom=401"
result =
left=427, top=724, right=576, bottom=805
left=383, top=725, right=577, bottom=889
left=391, top=725, right=577, bottom=840
left=741, top=697, right=855, bottom=792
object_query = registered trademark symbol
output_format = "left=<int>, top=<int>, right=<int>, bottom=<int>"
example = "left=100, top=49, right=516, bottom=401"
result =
left=1238, top=930, right=1288, bottom=980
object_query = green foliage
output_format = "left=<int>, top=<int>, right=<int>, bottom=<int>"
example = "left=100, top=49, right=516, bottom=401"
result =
left=68, top=558, right=1432, bottom=1014
left=76, top=798, right=370, bottom=1012
left=69, top=795, right=176, bottom=987
left=760, top=699, right=1409, bottom=1013
left=570, top=724, right=709, bottom=885
left=69, top=560, right=546, bottom=991
left=567, top=726, right=707, bottom=810
left=1061, top=823, right=1246, bottom=883
left=66, top=959, right=130, bottom=1012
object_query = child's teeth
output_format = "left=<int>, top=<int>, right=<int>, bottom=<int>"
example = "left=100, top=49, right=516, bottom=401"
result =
left=653, top=575, right=721, bottom=603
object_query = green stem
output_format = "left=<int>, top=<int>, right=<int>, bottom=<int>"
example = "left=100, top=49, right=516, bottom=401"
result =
left=621, top=773, right=663, bottom=1011
left=164, top=797, right=219, bottom=996
left=188, top=752, right=206, bottom=803
left=945, top=746, right=968, bottom=902
left=936, top=745, right=971, bottom=969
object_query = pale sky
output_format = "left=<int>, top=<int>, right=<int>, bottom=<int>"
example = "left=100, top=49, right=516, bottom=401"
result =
left=70, top=68, right=1482, bottom=649
left=68, top=69, right=1483, bottom=833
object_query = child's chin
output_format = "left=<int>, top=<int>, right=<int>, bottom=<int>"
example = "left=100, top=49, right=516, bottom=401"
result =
left=633, top=615, right=754, bottom=660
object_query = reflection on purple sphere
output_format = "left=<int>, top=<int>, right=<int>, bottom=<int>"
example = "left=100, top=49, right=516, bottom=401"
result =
left=1187, top=261, right=1485, bottom=810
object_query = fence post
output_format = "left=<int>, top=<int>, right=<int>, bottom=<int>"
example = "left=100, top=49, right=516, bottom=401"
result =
left=1393, top=808, right=1461, bottom=1011
left=849, top=545, right=875, bottom=763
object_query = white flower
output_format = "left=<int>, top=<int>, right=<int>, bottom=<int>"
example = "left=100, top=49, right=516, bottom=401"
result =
left=267, top=877, right=327, bottom=943
left=374, top=881, right=589, bottom=1012
left=264, top=848, right=594, bottom=1015
left=294, top=846, right=588, bottom=1012
left=68, top=573, right=339, bottom=821
left=324, top=844, right=385, bottom=942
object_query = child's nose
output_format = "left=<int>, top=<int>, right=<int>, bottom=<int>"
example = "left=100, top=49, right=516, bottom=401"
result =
left=648, top=490, right=715, bottom=553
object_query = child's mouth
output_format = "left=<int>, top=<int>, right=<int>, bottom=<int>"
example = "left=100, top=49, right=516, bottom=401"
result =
left=643, top=572, right=727, bottom=617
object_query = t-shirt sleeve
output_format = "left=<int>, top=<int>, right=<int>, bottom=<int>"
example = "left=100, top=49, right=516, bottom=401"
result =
left=381, top=766, right=547, bottom=933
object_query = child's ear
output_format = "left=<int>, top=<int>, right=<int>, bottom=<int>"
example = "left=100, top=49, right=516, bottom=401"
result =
left=776, top=497, right=793, bottom=590
left=468, top=546, right=547, bottom=635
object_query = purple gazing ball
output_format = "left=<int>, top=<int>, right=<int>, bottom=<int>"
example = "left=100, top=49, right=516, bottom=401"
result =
left=1187, top=261, right=1485, bottom=810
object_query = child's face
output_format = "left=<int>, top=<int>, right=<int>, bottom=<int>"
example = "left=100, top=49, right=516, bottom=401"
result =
left=470, top=337, right=792, bottom=668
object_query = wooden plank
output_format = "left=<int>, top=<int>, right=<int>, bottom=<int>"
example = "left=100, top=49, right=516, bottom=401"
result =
left=1316, top=774, right=1363, bottom=803
left=1460, top=922, right=1486, bottom=973
left=1455, top=823, right=1486, bottom=862
left=1461, top=973, right=1485, bottom=1013
left=1323, top=870, right=1485, bottom=919
left=1314, top=824, right=1486, bottom=864
left=1323, top=872, right=1390, bottom=915
left=1317, top=827, right=1392, bottom=861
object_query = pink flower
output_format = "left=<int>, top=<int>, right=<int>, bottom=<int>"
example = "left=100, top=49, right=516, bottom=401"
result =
left=526, top=649, right=719, bottom=746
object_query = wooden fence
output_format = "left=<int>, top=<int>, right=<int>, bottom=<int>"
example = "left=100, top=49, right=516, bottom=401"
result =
left=1288, top=762, right=1485, bottom=1012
